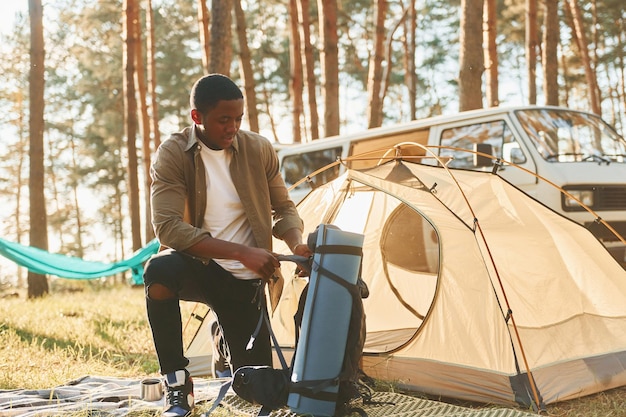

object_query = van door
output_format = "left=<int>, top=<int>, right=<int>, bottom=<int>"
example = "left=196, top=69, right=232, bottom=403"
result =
left=433, top=116, right=539, bottom=194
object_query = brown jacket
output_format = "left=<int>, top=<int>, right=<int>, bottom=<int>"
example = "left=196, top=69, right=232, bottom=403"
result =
left=150, top=124, right=303, bottom=259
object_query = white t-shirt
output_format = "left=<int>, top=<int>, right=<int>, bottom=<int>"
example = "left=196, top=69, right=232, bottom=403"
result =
left=199, top=144, right=258, bottom=280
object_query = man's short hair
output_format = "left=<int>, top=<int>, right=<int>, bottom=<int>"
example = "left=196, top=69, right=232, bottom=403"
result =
left=190, top=74, right=243, bottom=113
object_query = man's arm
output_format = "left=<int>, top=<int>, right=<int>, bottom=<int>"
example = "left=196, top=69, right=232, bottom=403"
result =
left=185, top=236, right=281, bottom=281
left=281, top=227, right=313, bottom=257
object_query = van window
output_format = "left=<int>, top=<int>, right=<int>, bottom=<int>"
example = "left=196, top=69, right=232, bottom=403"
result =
left=439, top=120, right=526, bottom=169
left=281, top=146, right=343, bottom=193
left=515, top=108, right=626, bottom=162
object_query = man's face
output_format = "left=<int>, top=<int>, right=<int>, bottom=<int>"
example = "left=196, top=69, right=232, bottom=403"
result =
left=191, top=98, right=244, bottom=150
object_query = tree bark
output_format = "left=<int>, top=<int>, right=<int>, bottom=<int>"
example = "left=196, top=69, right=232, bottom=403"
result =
left=234, top=0, right=259, bottom=132
left=289, top=0, right=304, bottom=143
left=381, top=11, right=407, bottom=119
left=133, top=10, right=154, bottom=243
left=458, top=0, right=484, bottom=111
left=15, top=92, right=27, bottom=287
left=542, top=0, right=559, bottom=106
left=297, top=0, right=319, bottom=139
left=210, top=0, right=233, bottom=75
left=317, top=0, right=340, bottom=137
left=405, top=0, right=417, bottom=120
left=27, top=0, right=49, bottom=298
left=484, top=0, right=499, bottom=107
left=566, top=0, right=600, bottom=114
left=198, top=0, right=211, bottom=73
left=617, top=18, right=626, bottom=136
left=123, top=0, right=143, bottom=251
left=367, top=0, right=387, bottom=129
left=146, top=0, right=161, bottom=150
left=526, top=0, right=538, bottom=104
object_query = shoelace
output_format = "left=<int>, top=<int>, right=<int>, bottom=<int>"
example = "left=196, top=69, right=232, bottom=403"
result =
left=166, top=387, right=188, bottom=408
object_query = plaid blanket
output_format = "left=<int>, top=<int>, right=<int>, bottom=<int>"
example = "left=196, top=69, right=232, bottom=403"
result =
left=0, top=375, right=228, bottom=417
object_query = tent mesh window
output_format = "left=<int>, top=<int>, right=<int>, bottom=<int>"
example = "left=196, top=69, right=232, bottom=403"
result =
left=381, top=203, right=439, bottom=274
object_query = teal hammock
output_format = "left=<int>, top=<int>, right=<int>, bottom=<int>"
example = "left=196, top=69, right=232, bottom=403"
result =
left=0, top=238, right=160, bottom=285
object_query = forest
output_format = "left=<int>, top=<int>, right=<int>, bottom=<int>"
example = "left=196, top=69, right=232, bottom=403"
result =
left=0, top=0, right=625, bottom=295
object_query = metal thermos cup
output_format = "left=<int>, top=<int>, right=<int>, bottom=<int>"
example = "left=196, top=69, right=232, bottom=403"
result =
left=140, top=378, right=163, bottom=401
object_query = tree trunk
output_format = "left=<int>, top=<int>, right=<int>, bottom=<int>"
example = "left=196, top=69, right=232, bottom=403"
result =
left=590, top=0, right=599, bottom=103
left=198, top=0, right=211, bottom=73
left=146, top=0, right=161, bottom=150
left=317, top=0, right=340, bottom=137
left=114, top=183, right=126, bottom=284
left=297, top=0, right=319, bottom=139
left=27, top=0, right=49, bottom=298
left=289, top=0, right=304, bottom=143
left=134, top=8, right=154, bottom=243
left=123, top=0, right=143, bottom=251
left=234, top=0, right=259, bottom=132
left=69, top=137, right=84, bottom=254
left=381, top=11, right=407, bottom=118
left=458, top=0, right=484, bottom=111
left=210, top=0, right=233, bottom=75
left=367, top=0, right=387, bottom=129
left=542, top=0, right=559, bottom=106
left=526, top=0, right=538, bottom=104
left=618, top=19, right=626, bottom=136
left=484, top=0, right=499, bottom=107
left=566, top=0, right=600, bottom=114
left=47, top=138, right=64, bottom=249
left=559, top=33, right=570, bottom=107
left=15, top=92, right=27, bottom=287
left=405, top=0, right=417, bottom=120
left=261, top=86, right=279, bottom=141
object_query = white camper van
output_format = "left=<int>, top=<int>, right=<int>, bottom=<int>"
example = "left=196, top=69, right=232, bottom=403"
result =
left=276, top=105, right=626, bottom=266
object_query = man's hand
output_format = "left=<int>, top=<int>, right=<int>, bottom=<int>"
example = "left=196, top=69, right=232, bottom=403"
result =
left=239, top=246, right=281, bottom=281
left=291, top=243, right=313, bottom=258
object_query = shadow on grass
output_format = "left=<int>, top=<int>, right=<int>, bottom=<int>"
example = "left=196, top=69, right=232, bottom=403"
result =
left=9, top=323, right=158, bottom=374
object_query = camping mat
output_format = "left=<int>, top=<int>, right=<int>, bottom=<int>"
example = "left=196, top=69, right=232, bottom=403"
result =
left=0, top=375, right=538, bottom=417
left=0, top=375, right=228, bottom=417
left=220, top=391, right=539, bottom=417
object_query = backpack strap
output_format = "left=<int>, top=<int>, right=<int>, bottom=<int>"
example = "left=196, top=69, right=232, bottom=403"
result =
left=313, top=243, right=363, bottom=257
left=290, top=378, right=341, bottom=402
left=201, top=378, right=232, bottom=416
left=203, top=280, right=287, bottom=417
left=247, top=279, right=290, bottom=371
left=313, top=244, right=369, bottom=298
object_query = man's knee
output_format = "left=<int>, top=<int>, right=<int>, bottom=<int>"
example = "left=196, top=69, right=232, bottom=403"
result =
left=147, top=283, right=176, bottom=300
left=143, top=251, right=181, bottom=300
left=144, top=258, right=177, bottom=300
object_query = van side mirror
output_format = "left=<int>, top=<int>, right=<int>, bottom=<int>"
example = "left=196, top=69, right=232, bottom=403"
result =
left=509, top=147, right=525, bottom=164
left=473, top=143, right=493, bottom=167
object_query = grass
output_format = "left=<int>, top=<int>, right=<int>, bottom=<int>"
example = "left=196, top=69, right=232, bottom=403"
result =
left=1, top=282, right=626, bottom=416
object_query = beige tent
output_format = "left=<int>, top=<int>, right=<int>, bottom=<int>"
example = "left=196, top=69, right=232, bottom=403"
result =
left=188, top=160, right=626, bottom=409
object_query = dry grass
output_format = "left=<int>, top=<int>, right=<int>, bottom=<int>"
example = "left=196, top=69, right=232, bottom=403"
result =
left=1, top=282, right=626, bottom=416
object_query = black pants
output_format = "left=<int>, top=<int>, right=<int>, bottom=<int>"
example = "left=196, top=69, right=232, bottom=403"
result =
left=143, top=249, right=272, bottom=375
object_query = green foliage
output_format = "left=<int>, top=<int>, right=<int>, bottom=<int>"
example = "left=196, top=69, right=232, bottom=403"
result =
left=0, top=15, right=30, bottom=242
left=153, top=0, right=203, bottom=126
left=0, top=0, right=625, bottom=274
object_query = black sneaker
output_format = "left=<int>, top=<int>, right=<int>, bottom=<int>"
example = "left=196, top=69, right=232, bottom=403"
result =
left=163, top=369, right=194, bottom=417
left=211, top=322, right=232, bottom=378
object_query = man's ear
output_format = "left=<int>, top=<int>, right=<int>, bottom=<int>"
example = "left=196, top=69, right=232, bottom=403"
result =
left=190, top=109, right=202, bottom=124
